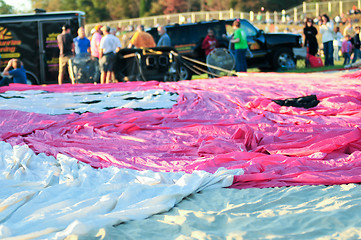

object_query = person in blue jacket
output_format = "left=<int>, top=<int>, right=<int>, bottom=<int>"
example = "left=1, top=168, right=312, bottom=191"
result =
left=0, top=58, right=27, bottom=86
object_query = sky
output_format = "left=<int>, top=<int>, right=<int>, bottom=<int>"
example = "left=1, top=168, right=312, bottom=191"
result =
left=4, top=0, right=32, bottom=12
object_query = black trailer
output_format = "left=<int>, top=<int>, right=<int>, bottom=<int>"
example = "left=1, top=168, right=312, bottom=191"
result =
left=0, top=11, right=85, bottom=85
left=114, top=47, right=179, bottom=82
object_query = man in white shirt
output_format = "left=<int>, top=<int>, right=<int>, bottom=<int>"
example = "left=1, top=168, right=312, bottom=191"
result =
left=99, top=26, right=122, bottom=84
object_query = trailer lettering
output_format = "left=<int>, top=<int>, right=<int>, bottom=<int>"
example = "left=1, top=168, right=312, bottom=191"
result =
left=0, top=40, right=21, bottom=46
left=46, top=37, right=57, bottom=42
left=1, top=53, right=20, bottom=58
left=47, top=57, right=59, bottom=64
left=0, top=11, right=85, bottom=84
left=0, top=46, right=16, bottom=52
left=46, top=33, right=59, bottom=42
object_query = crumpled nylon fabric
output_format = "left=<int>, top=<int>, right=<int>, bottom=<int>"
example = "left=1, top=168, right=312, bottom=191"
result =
left=1, top=72, right=361, bottom=189
left=0, top=141, right=239, bottom=239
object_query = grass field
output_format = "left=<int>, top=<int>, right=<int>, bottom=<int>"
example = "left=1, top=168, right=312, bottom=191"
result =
left=192, top=57, right=348, bottom=79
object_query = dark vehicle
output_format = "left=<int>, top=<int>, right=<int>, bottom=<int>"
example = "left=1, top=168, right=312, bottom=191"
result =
left=148, top=19, right=303, bottom=79
left=0, top=10, right=85, bottom=85
left=114, top=47, right=178, bottom=82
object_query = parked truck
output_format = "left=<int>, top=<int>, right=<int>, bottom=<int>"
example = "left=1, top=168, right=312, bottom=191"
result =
left=147, top=19, right=304, bottom=79
left=0, top=10, right=85, bottom=84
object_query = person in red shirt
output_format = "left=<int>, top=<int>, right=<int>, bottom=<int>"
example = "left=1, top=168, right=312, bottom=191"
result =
left=202, top=28, right=219, bottom=56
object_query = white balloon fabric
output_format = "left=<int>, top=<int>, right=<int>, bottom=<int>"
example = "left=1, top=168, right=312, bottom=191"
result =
left=0, top=89, right=178, bottom=115
left=0, top=141, right=242, bottom=239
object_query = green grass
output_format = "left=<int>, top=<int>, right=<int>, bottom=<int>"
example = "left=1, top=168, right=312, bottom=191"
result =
left=283, top=58, right=346, bottom=73
left=284, top=64, right=345, bottom=73
left=191, top=58, right=347, bottom=79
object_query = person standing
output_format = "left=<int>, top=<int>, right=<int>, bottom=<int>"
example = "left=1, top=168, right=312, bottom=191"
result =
left=57, top=24, right=74, bottom=85
left=222, top=32, right=235, bottom=58
left=201, top=28, right=218, bottom=56
left=99, top=26, right=122, bottom=84
left=73, top=26, right=90, bottom=57
left=231, top=19, right=248, bottom=72
left=351, top=25, right=361, bottom=63
left=91, top=25, right=102, bottom=59
left=110, top=27, right=122, bottom=83
left=157, top=26, right=171, bottom=47
left=333, top=26, right=343, bottom=61
left=91, top=25, right=102, bottom=83
left=342, top=34, right=353, bottom=65
left=303, top=18, right=319, bottom=57
left=319, top=14, right=334, bottom=66
left=128, top=25, right=156, bottom=48
left=71, top=27, right=92, bottom=84
left=343, top=21, right=355, bottom=36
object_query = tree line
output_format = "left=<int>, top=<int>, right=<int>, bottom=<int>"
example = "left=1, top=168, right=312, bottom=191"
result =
left=0, top=0, right=334, bottom=23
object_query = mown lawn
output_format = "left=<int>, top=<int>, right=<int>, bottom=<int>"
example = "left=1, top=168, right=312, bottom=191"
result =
left=192, top=57, right=349, bottom=79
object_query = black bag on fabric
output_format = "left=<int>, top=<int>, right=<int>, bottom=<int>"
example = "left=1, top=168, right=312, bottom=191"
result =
left=272, top=95, right=320, bottom=109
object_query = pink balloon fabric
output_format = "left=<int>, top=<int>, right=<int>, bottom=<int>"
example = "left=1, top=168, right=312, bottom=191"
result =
left=1, top=72, right=361, bottom=189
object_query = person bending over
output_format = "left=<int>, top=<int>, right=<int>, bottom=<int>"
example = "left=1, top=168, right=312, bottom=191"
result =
left=0, top=58, right=27, bottom=86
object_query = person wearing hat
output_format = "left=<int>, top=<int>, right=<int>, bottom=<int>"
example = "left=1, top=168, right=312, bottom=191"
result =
left=57, top=24, right=74, bottom=85
left=352, top=25, right=361, bottom=63
left=99, top=26, right=122, bottom=84
left=91, top=25, right=102, bottom=59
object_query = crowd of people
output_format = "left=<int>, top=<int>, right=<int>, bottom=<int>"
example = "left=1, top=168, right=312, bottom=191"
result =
left=303, top=12, right=361, bottom=67
left=201, top=19, right=249, bottom=73
left=5, top=13, right=360, bottom=87
left=56, top=19, right=250, bottom=85
left=56, top=23, right=172, bottom=85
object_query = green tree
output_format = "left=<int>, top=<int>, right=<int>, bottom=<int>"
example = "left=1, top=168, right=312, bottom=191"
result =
left=149, top=0, right=163, bottom=16
left=29, top=0, right=308, bottom=22
left=31, top=0, right=49, bottom=11
left=32, top=0, right=111, bottom=22
left=0, top=0, right=13, bottom=14
left=31, top=0, right=65, bottom=12
left=206, top=0, right=233, bottom=11
left=107, top=0, right=125, bottom=19
left=188, top=0, right=201, bottom=12
left=158, top=0, right=188, bottom=14
left=139, top=0, right=146, bottom=17
left=61, top=0, right=78, bottom=11
left=47, top=0, right=61, bottom=12
left=259, top=0, right=303, bottom=12
left=31, top=0, right=61, bottom=12
left=77, top=0, right=110, bottom=23
left=107, top=0, right=138, bottom=20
